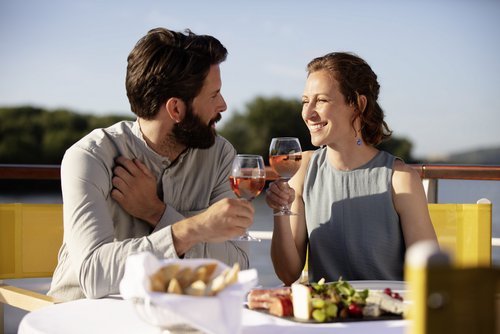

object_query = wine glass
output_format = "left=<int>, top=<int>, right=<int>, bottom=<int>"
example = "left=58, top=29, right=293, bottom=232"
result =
left=229, top=154, right=266, bottom=241
left=269, top=137, right=302, bottom=216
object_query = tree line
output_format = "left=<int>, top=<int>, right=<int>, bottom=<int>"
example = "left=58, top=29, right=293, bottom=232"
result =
left=0, top=106, right=132, bottom=164
left=0, top=97, right=417, bottom=165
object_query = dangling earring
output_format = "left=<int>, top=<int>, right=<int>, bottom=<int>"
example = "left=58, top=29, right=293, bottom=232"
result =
left=355, top=128, right=362, bottom=146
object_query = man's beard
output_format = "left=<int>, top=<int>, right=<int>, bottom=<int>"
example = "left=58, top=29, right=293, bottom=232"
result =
left=172, top=105, right=221, bottom=149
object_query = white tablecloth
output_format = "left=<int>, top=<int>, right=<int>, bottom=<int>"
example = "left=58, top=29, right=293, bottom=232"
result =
left=18, top=297, right=408, bottom=334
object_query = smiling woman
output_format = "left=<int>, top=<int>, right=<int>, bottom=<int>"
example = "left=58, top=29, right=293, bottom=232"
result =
left=265, top=52, right=438, bottom=286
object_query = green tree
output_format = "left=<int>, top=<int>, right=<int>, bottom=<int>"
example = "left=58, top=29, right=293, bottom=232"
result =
left=0, top=106, right=45, bottom=163
left=0, top=106, right=131, bottom=164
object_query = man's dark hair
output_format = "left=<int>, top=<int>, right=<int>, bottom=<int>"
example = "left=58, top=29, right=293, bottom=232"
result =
left=126, top=27, right=228, bottom=119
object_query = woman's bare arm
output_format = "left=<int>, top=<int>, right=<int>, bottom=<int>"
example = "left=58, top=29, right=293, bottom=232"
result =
left=268, top=151, right=313, bottom=285
left=392, top=160, right=438, bottom=248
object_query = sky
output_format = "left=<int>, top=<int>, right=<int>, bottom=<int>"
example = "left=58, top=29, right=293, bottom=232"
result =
left=1, top=0, right=499, bottom=159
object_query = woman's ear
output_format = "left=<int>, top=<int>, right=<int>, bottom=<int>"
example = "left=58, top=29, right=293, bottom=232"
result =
left=165, top=97, right=186, bottom=123
left=356, top=93, right=367, bottom=113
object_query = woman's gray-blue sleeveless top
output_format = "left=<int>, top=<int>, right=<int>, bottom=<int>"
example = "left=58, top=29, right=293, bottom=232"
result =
left=304, top=148, right=405, bottom=282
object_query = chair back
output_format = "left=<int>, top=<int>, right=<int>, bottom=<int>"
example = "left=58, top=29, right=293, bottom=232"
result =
left=428, top=203, right=492, bottom=268
left=405, top=240, right=498, bottom=334
left=0, top=203, right=63, bottom=279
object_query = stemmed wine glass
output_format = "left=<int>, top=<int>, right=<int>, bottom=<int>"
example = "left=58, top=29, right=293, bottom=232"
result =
left=229, top=154, right=266, bottom=241
left=269, top=137, right=302, bottom=216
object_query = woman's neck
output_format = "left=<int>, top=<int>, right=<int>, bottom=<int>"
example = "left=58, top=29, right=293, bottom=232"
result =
left=326, top=144, right=379, bottom=171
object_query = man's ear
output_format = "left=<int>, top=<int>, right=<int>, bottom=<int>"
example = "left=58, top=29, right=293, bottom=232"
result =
left=165, top=97, right=186, bottom=123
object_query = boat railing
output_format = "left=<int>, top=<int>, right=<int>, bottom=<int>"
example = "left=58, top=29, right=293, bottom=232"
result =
left=2, top=163, right=500, bottom=181
left=1, top=163, right=500, bottom=247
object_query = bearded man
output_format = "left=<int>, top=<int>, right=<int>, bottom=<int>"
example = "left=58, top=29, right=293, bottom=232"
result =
left=48, top=28, right=253, bottom=301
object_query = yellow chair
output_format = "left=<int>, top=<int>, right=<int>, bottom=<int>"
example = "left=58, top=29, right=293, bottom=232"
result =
left=428, top=202, right=492, bottom=268
left=0, top=203, right=63, bottom=333
left=405, top=240, right=499, bottom=334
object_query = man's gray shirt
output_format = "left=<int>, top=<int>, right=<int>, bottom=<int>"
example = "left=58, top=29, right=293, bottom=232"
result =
left=47, top=120, right=248, bottom=301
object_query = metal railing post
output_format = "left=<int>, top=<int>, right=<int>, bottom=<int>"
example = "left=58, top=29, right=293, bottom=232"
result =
left=422, top=179, right=438, bottom=204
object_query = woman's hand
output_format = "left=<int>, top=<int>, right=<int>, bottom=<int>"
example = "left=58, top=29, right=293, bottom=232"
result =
left=265, top=180, right=295, bottom=212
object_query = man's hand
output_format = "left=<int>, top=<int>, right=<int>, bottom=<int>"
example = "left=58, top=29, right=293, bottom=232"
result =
left=198, top=198, right=255, bottom=241
left=111, top=156, right=165, bottom=226
left=171, top=198, right=255, bottom=255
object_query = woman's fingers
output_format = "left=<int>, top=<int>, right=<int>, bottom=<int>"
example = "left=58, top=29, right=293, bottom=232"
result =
left=266, top=181, right=292, bottom=207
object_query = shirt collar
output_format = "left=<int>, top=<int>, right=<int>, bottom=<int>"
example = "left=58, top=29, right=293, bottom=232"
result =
left=132, top=120, right=190, bottom=169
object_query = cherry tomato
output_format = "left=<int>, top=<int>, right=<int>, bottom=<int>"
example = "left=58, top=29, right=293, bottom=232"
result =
left=348, top=303, right=363, bottom=317
left=392, top=292, right=403, bottom=301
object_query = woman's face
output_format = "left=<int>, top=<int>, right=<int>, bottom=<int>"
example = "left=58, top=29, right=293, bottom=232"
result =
left=301, top=70, right=356, bottom=148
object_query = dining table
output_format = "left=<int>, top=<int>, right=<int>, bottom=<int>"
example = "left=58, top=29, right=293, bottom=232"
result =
left=18, top=294, right=408, bottom=334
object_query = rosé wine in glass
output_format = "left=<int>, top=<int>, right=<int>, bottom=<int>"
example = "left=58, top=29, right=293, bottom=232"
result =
left=269, top=154, right=302, bottom=180
left=230, top=154, right=266, bottom=241
left=229, top=175, right=266, bottom=201
left=269, top=137, right=302, bottom=216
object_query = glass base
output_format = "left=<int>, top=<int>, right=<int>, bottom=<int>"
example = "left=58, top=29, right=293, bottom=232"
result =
left=234, top=232, right=261, bottom=242
left=160, top=324, right=203, bottom=334
left=273, top=209, right=298, bottom=216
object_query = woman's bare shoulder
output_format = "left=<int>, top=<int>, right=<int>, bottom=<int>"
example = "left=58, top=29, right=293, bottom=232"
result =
left=393, top=158, right=419, bottom=175
left=302, top=150, right=315, bottom=161
left=392, top=159, right=422, bottom=190
left=297, top=150, right=316, bottom=174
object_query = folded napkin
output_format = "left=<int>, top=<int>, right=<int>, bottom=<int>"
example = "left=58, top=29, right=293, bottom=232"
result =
left=119, top=252, right=258, bottom=334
